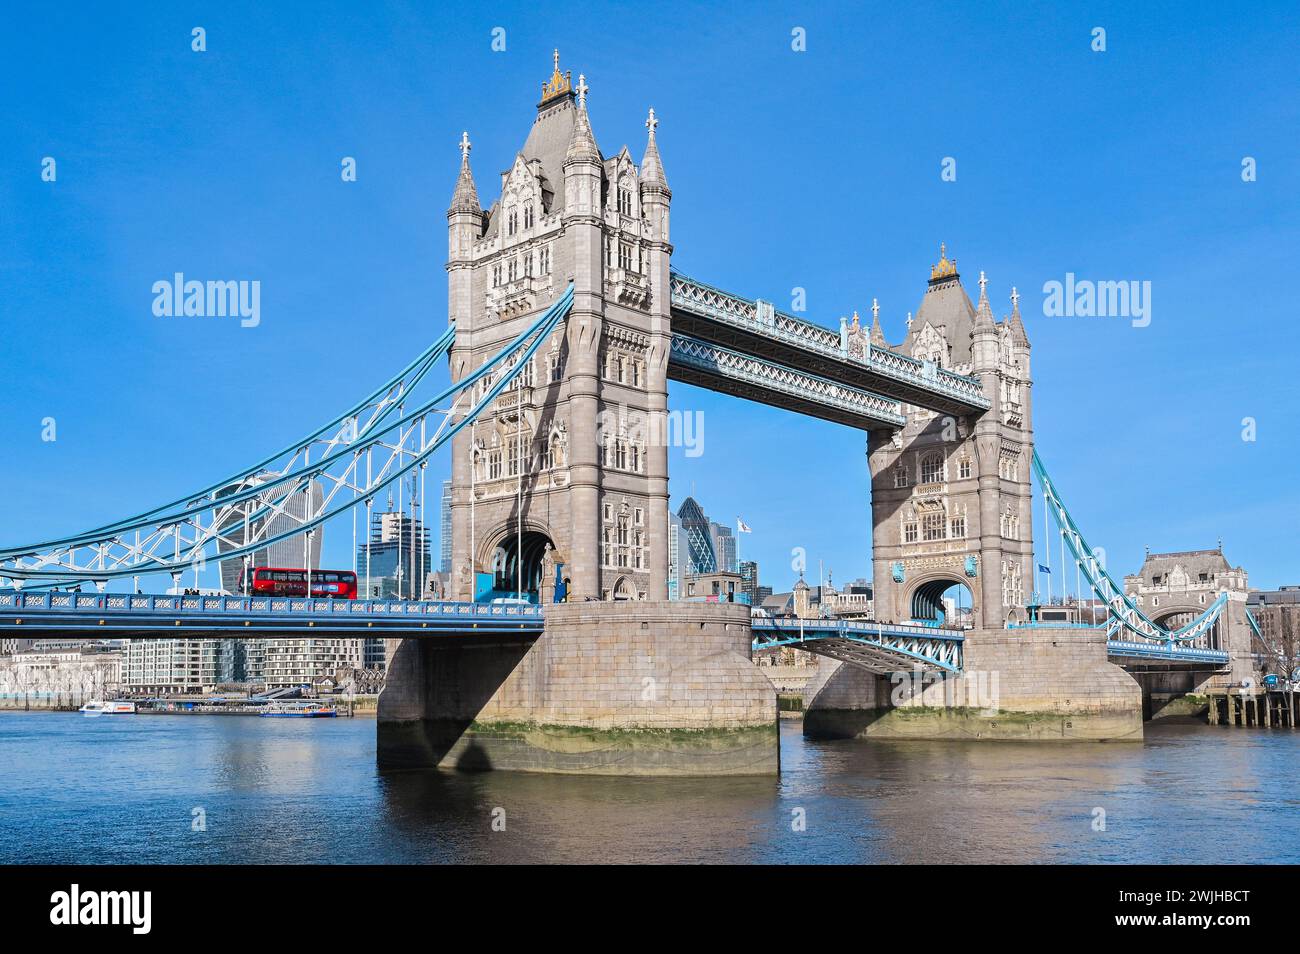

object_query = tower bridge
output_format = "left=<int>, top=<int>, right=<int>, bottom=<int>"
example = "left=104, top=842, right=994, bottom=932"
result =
left=0, top=53, right=1254, bottom=774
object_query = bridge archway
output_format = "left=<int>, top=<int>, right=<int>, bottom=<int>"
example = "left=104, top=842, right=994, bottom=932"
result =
left=1153, top=605, right=1220, bottom=650
left=483, top=525, right=555, bottom=604
left=908, top=576, right=974, bottom=628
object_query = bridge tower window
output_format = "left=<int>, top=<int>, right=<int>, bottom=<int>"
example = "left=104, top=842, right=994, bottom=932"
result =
left=920, top=453, right=945, bottom=485
left=903, top=521, right=918, bottom=543
left=922, top=511, right=945, bottom=541
left=895, top=465, right=909, bottom=489
left=958, top=458, right=972, bottom=479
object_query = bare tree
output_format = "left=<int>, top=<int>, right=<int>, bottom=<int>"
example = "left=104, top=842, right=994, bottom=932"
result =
left=1255, top=606, right=1298, bottom=719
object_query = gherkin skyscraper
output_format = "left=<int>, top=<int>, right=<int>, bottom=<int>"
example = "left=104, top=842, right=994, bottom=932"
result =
left=676, top=497, right=716, bottom=576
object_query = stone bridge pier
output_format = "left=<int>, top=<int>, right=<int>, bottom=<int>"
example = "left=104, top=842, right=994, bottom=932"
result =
left=803, top=627, right=1143, bottom=742
left=377, top=600, right=779, bottom=775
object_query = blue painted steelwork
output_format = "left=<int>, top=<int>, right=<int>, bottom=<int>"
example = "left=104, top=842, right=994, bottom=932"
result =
left=0, top=590, right=544, bottom=637
left=1246, top=607, right=1264, bottom=642
left=0, top=286, right=574, bottom=588
left=751, top=617, right=964, bottom=673
left=667, top=333, right=905, bottom=428
left=1006, top=621, right=1230, bottom=665
left=669, top=272, right=990, bottom=413
left=1, top=325, right=457, bottom=559
left=1032, top=450, right=1228, bottom=645
left=1104, top=640, right=1230, bottom=665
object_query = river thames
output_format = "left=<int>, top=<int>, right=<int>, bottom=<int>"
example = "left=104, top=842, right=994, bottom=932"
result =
left=2, top=712, right=1297, bottom=864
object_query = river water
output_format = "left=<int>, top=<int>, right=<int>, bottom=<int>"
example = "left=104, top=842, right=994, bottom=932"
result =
left=2, top=712, right=1296, bottom=864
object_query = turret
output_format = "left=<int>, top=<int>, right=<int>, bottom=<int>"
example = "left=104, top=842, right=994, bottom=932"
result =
left=640, top=106, right=674, bottom=600
left=870, top=298, right=886, bottom=347
left=557, top=60, right=605, bottom=601
left=447, top=131, right=481, bottom=329
left=970, top=270, right=1000, bottom=374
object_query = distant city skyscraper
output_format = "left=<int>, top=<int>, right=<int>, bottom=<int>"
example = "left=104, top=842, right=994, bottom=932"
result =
left=739, top=560, right=760, bottom=604
left=440, top=479, right=452, bottom=574
left=710, top=522, right=737, bottom=574
left=214, top=472, right=323, bottom=594
left=668, top=512, right=684, bottom=600
left=676, top=497, right=716, bottom=575
left=358, top=510, right=432, bottom=599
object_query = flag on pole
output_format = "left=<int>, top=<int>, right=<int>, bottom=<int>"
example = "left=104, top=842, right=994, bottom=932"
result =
left=736, top=518, right=752, bottom=533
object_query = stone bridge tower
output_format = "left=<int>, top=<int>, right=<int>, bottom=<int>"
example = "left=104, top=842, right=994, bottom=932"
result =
left=867, top=248, right=1035, bottom=629
left=446, top=53, right=672, bottom=603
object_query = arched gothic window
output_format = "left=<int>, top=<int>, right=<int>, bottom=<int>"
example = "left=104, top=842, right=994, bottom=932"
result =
left=920, top=452, right=946, bottom=485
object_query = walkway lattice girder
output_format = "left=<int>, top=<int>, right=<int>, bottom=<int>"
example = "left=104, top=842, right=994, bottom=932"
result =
left=667, top=333, right=905, bottom=430
left=669, top=273, right=990, bottom=416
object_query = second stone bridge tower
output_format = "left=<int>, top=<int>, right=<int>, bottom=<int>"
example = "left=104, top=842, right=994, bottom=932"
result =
left=868, top=250, right=1035, bottom=630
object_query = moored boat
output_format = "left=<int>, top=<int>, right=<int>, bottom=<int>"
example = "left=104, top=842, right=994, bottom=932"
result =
left=79, top=700, right=137, bottom=716
left=259, top=703, right=337, bottom=718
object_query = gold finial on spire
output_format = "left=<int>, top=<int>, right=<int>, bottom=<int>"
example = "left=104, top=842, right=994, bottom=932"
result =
left=540, top=49, right=573, bottom=105
left=850, top=309, right=860, bottom=329
left=930, top=242, right=957, bottom=282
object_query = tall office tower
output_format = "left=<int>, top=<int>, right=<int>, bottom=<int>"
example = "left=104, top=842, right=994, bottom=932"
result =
left=356, top=510, right=432, bottom=599
left=440, top=479, right=453, bottom=574
left=739, top=560, right=760, bottom=604
left=215, top=472, right=324, bottom=594
left=667, top=511, right=682, bottom=600
left=710, top=522, right=736, bottom=574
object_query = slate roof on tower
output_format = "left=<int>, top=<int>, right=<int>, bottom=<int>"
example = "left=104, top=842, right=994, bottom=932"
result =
left=902, top=243, right=978, bottom=367
left=483, top=52, right=595, bottom=237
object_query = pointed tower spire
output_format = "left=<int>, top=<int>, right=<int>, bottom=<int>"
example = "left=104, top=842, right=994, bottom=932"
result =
left=565, top=72, right=600, bottom=163
left=640, top=107, right=669, bottom=189
left=973, top=269, right=996, bottom=331
left=870, top=298, right=886, bottom=346
left=448, top=130, right=480, bottom=213
left=1008, top=285, right=1030, bottom=348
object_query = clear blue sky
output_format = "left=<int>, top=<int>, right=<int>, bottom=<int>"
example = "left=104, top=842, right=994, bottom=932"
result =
left=2, top=1, right=1297, bottom=594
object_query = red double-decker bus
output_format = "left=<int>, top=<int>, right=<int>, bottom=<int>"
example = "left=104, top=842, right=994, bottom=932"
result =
left=244, top=567, right=358, bottom=599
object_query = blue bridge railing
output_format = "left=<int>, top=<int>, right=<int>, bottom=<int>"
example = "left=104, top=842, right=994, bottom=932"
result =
left=0, top=591, right=544, bottom=635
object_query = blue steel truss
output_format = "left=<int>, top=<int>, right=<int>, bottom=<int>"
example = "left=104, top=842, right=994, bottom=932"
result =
left=1032, top=450, right=1228, bottom=646
left=751, top=617, right=964, bottom=674
left=0, top=286, right=574, bottom=589
left=669, top=272, right=990, bottom=413
left=668, top=333, right=906, bottom=428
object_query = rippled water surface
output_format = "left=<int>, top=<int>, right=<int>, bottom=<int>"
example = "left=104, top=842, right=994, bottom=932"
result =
left=2, top=712, right=1297, bottom=863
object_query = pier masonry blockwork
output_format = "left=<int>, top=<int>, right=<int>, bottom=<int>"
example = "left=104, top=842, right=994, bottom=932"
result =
left=803, top=627, right=1143, bottom=742
left=378, top=601, right=779, bottom=775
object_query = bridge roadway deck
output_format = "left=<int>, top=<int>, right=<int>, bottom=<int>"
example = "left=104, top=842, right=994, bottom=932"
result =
left=0, top=592, right=545, bottom=637
left=0, top=593, right=1231, bottom=670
